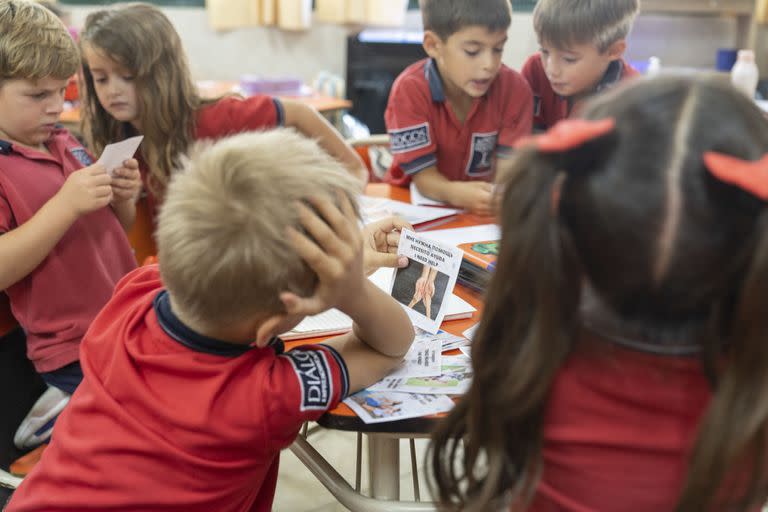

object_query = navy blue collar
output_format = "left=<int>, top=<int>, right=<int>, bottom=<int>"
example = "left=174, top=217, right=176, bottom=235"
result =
left=424, top=59, right=446, bottom=102
left=0, top=140, right=12, bottom=155
left=153, top=290, right=284, bottom=357
left=595, top=60, right=624, bottom=93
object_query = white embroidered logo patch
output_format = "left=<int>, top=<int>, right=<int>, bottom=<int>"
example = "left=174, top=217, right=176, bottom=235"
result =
left=284, top=349, right=334, bottom=411
left=389, top=123, right=431, bottom=154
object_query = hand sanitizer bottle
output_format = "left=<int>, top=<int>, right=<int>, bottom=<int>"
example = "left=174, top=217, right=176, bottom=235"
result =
left=731, top=49, right=759, bottom=99
left=646, top=56, right=661, bottom=77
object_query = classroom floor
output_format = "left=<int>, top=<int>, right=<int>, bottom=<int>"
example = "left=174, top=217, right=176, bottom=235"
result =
left=273, top=425, right=433, bottom=511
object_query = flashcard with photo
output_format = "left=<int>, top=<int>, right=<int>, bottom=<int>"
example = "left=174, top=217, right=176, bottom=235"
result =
left=391, top=229, right=463, bottom=334
left=344, top=390, right=455, bottom=424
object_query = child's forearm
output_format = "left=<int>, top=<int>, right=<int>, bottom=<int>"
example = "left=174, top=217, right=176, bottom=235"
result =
left=347, top=281, right=414, bottom=358
left=412, top=167, right=459, bottom=203
left=282, top=100, right=368, bottom=187
left=0, top=194, right=79, bottom=290
left=110, top=199, right=136, bottom=232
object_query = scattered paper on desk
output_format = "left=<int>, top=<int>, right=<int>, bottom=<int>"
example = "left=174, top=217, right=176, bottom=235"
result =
left=459, top=346, right=472, bottom=358
left=344, top=390, right=454, bottom=424
left=97, top=136, right=143, bottom=177
left=440, top=332, right=470, bottom=352
left=386, top=332, right=443, bottom=379
left=391, top=229, right=463, bottom=334
left=463, top=323, right=479, bottom=341
left=367, top=355, right=472, bottom=395
left=422, top=224, right=501, bottom=248
left=359, top=196, right=459, bottom=229
left=284, top=269, right=475, bottom=340
left=410, top=182, right=447, bottom=206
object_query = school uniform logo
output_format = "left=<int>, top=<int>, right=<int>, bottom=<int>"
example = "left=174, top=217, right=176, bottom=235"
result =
left=465, top=132, right=498, bottom=176
left=70, top=147, right=94, bottom=167
left=389, top=123, right=431, bottom=154
left=284, top=349, right=334, bottom=411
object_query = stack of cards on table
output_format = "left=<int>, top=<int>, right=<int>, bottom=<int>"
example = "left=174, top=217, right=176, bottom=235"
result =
left=344, top=329, right=473, bottom=424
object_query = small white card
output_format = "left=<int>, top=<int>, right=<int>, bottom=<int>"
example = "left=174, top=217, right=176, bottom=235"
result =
left=385, top=332, right=443, bottom=379
left=366, top=355, right=473, bottom=395
left=390, top=229, right=463, bottom=334
left=462, top=323, right=479, bottom=341
left=344, top=390, right=454, bottom=424
left=97, top=136, right=143, bottom=177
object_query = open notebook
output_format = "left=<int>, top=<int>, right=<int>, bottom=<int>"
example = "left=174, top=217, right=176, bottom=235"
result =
left=283, top=268, right=476, bottom=341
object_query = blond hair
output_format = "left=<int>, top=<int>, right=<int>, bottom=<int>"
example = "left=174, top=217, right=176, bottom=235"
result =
left=80, top=2, right=209, bottom=199
left=157, top=129, right=361, bottom=329
left=533, top=0, right=639, bottom=53
left=0, top=0, right=78, bottom=84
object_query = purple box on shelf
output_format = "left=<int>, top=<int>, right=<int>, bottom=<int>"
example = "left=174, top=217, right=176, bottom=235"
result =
left=239, top=75, right=303, bottom=96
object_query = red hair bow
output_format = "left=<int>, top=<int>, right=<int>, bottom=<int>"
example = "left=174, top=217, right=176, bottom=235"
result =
left=515, top=118, right=616, bottom=152
left=703, top=152, right=768, bottom=200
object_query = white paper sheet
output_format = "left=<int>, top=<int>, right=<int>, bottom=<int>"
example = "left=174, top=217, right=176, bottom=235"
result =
left=409, top=182, right=447, bottom=207
left=96, top=136, right=144, bottom=177
left=391, top=229, right=463, bottom=334
left=366, top=355, right=472, bottom=395
left=344, top=390, right=454, bottom=424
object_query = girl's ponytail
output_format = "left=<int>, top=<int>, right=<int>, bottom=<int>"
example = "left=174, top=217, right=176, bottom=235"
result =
left=429, top=141, right=602, bottom=510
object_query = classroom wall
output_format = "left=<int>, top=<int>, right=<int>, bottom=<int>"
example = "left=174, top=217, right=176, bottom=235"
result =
left=67, top=6, right=741, bottom=83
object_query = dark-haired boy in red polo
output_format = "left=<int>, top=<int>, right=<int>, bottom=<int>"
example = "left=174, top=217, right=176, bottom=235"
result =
left=384, top=0, right=532, bottom=215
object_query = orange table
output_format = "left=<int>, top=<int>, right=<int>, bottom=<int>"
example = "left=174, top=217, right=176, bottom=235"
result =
left=289, top=184, right=492, bottom=510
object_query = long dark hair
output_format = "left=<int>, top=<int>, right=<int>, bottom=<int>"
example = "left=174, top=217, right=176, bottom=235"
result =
left=430, top=76, right=768, bottom=511
left=79, top=3, right=211, bottom=199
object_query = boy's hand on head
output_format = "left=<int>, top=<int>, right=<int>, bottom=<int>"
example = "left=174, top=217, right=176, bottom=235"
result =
left=362, top=216, right=412, bottom=275
left=449, top=181, right=494, bottom=216
left=281, top=193, right=365, bottom=317
left=56, top=163, right=113, bottom=216
left=110, top=158, right=142, bottom=204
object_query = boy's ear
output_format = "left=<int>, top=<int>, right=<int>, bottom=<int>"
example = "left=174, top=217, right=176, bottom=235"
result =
left=422, top=30, right=442, bottom=59
left=254, top=314, right=288, bottom=348
left=605, top=39, right=627, bottom=60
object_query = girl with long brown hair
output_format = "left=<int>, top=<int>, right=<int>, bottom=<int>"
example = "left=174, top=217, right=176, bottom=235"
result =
left=78, top=3, right=367, bottom=259
left=431, top=76, right=768, bottom=511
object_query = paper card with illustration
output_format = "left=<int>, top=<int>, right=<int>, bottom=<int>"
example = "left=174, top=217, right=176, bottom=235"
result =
left=344, top=390, right=455, bottom=424
left=386, top=331, right=443, bottom=379
left=391, top=229, right=463, bottom=333
left=435, top=331, right=469, bottom=352
left=367, top=355, right=473, bottom=395
left=97, top=135, right=144, bottom=177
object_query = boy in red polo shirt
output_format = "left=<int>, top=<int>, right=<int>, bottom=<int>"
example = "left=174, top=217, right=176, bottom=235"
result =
left=0, top=0, right=140, bottom=448
left=384, top=0, right=532, bottom=215
left=522, top=0, right=640, bottom=131
left=7, top=129, right=415, bottom=512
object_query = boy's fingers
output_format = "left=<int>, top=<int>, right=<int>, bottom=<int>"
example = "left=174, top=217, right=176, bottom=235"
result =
left=296, top=202, right=342, bottom=255
left=307, top=196, right=355, bottom=247
left=287, top=226, right=336, bottom=278
left=365, top=251, right=408, bottom=270
left=280, top=292, right=324, bottom=316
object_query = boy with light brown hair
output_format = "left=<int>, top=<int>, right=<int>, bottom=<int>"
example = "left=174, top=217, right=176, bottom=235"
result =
left=522, top=0, right=640, bottom=130
left=0, top=0, right=140, bottom=461
left=8, top=129, right=416, bottom=512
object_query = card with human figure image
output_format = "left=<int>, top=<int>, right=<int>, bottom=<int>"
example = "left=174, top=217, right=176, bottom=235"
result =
left=390, top=229, right=462, bottom=333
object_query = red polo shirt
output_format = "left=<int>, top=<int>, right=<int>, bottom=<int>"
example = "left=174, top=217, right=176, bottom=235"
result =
left=522, top=55, right=639, bottom=131
left=385, top=58, right=533, bottom=186
left=0, top=129, right=137, bottom=372
left=139, top=95, right=283, bottom=220
left=8, top=265, right=349, bottom=512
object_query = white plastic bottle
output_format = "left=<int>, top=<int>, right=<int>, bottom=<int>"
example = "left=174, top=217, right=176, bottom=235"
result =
left=731, top=49, right=759, bottom=99
left=646, top=56, right=661, bottom=77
